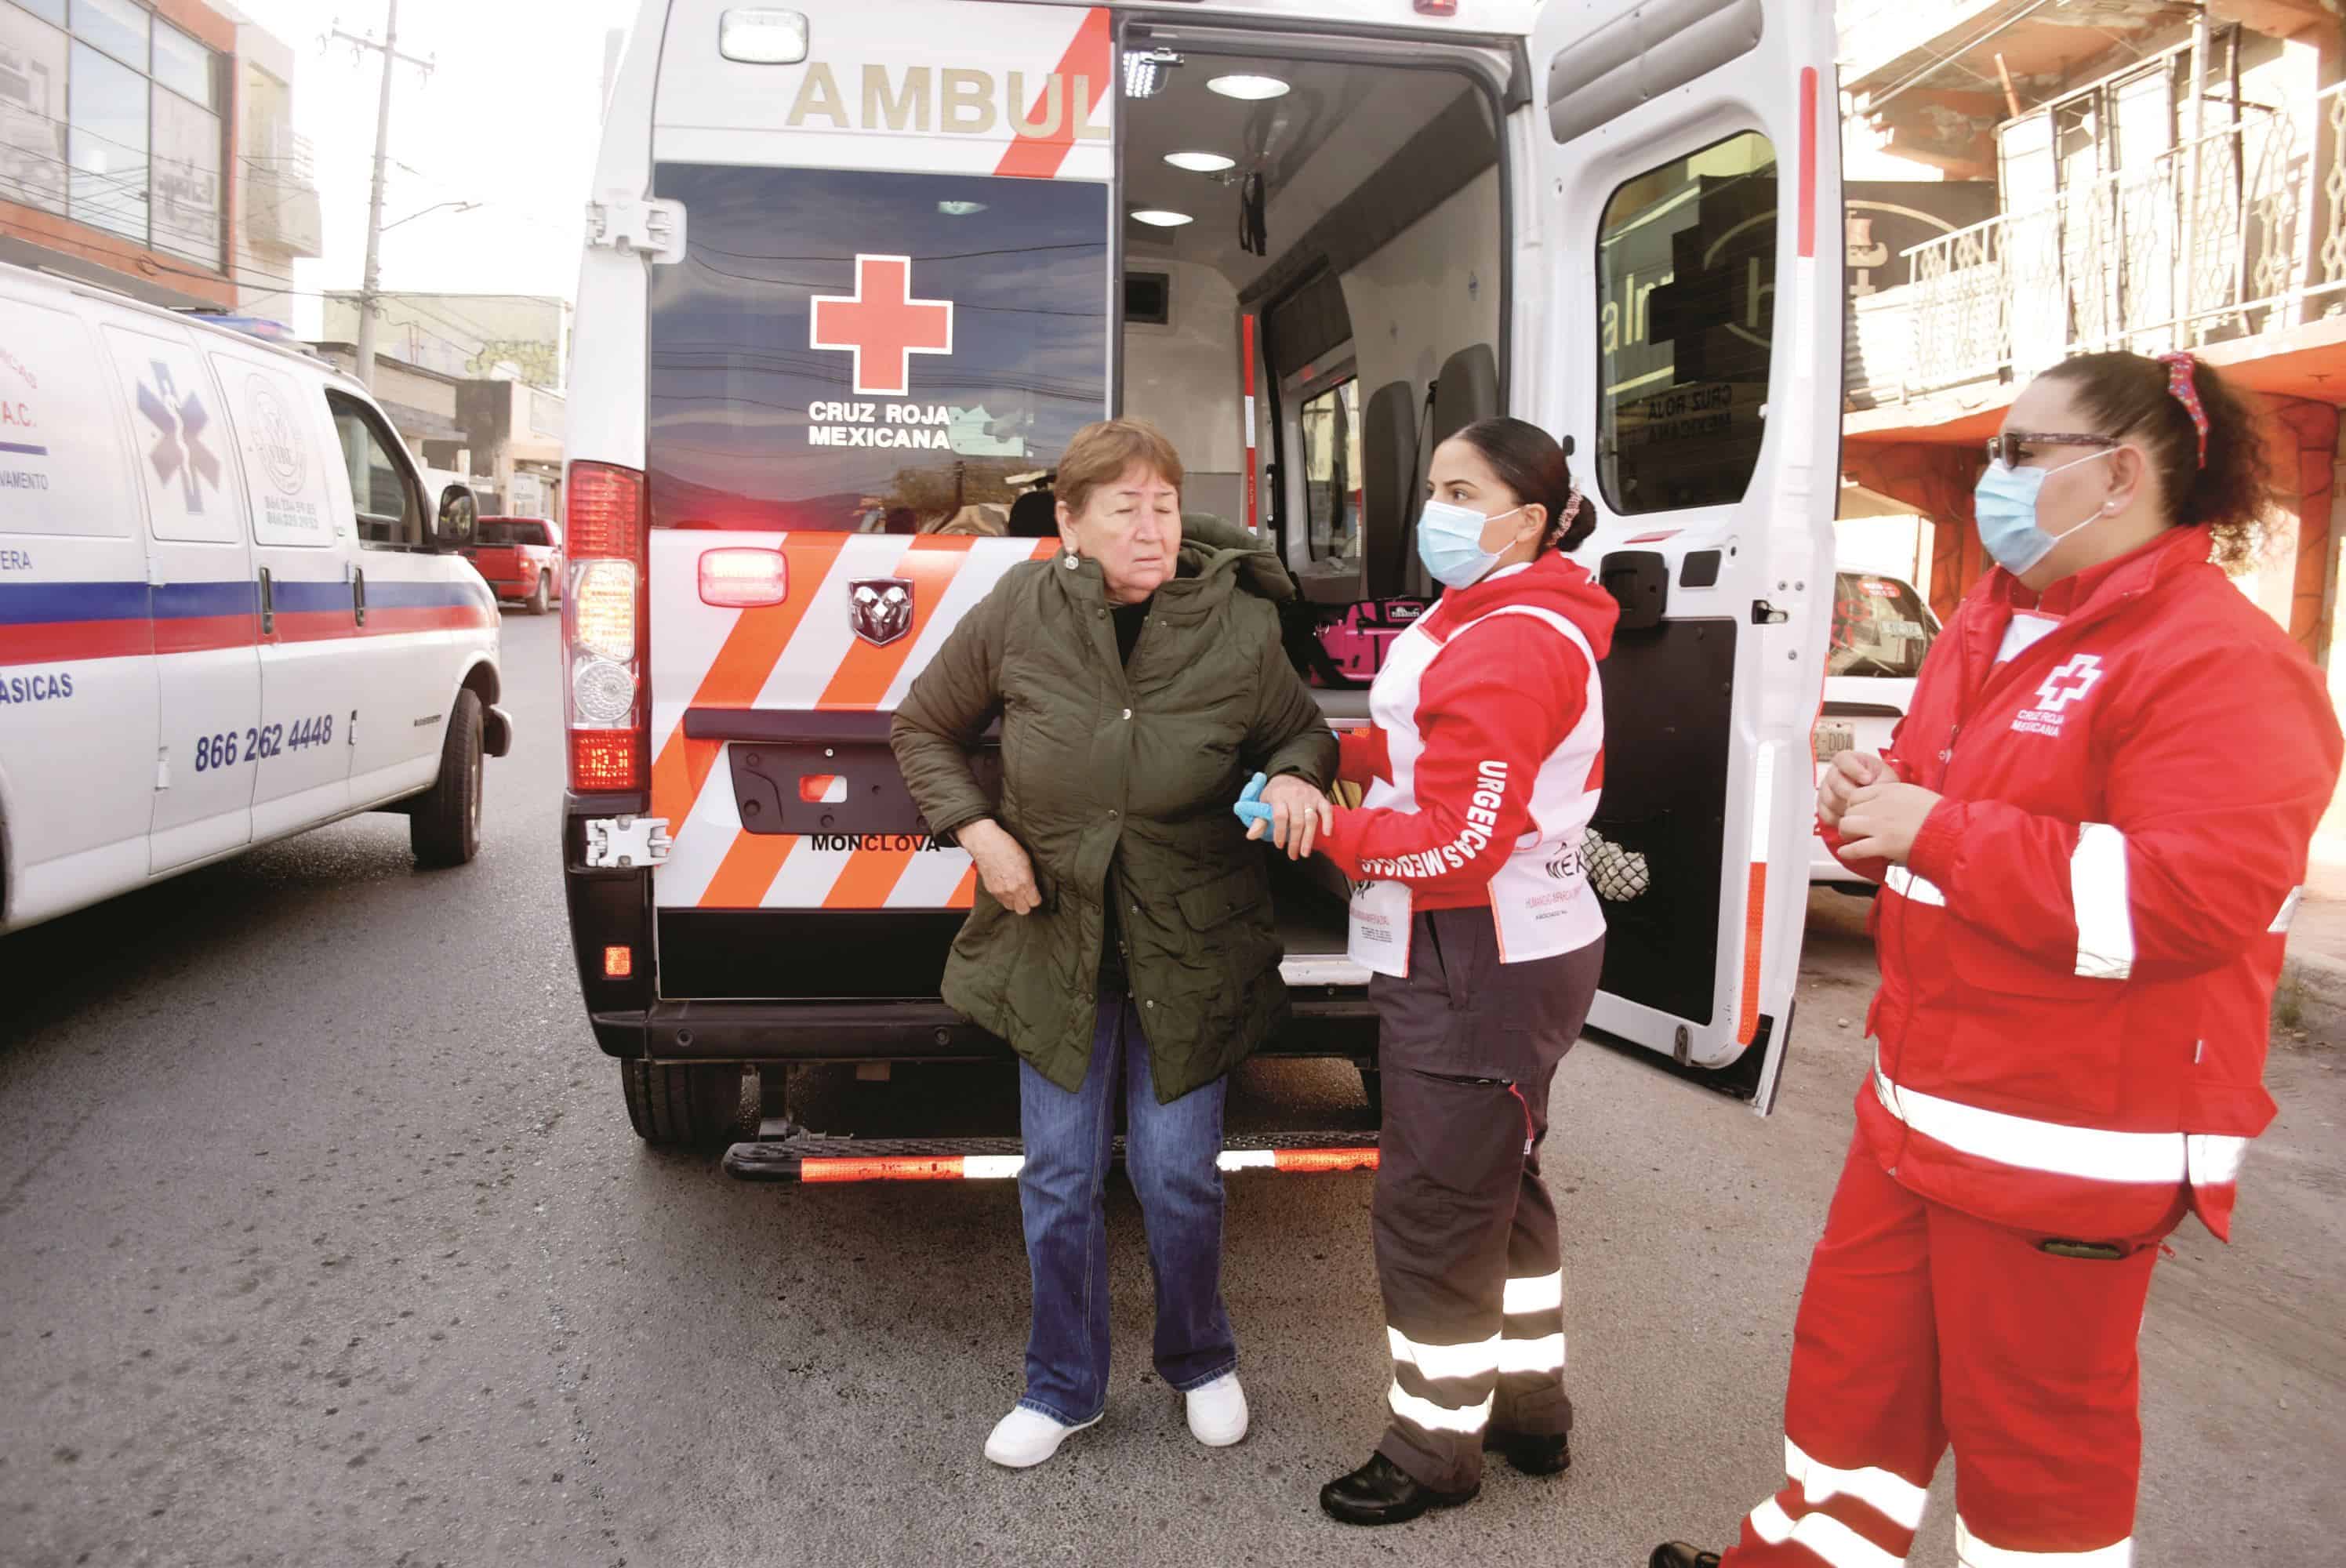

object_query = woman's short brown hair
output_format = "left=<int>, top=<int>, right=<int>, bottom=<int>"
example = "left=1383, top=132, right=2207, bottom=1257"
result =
left=1055, top=419, right=1185, bottom=515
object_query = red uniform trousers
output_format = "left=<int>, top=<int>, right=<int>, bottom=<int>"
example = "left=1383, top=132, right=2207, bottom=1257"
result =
left=1723, top=1137, right=2184, bottom=1568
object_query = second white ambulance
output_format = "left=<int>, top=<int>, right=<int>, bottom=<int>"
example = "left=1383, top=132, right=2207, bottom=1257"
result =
left=0, top=266, right=510, bottom=935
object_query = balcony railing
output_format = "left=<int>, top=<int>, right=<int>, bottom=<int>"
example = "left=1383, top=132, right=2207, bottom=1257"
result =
left=242, top=127, right=323, bottom=260
left=1854, top=81, right=2346, bottom=407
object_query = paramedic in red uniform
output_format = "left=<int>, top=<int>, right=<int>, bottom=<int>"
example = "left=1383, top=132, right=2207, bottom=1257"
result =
left=1266, top=418, right=1619, bottom=1525
left=1652, top=352, right=2344, bottom=1568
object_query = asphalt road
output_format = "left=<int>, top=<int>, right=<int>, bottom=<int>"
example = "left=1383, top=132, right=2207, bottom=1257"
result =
left=3, top=610, right=2341, bottom=1568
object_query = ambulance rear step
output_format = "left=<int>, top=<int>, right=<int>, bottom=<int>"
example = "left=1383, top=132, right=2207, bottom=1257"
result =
left=723, top=1127, right=1380, bottom=1184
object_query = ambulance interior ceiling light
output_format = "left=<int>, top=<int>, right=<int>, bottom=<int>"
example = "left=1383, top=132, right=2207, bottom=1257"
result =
left=1131, top=209, right=1195, bottom=227
left=1124, top=48, right=1181, bottom=100
left=1164, top=151, right=1236, bottom=173
left=1207, top=74, right=1289, bottom=101
left=718, top=8, right=809, bottom=64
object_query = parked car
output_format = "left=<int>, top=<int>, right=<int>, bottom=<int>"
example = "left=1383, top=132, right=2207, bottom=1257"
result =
left=464, top=517, right=564, bottom=614
left=1812, top=568, right=1941, bottom=887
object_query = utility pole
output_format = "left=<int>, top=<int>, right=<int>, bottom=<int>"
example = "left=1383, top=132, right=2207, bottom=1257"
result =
left=331, top=5, right=433, bottom=391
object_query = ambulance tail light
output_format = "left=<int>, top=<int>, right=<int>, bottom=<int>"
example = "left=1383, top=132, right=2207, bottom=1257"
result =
left=699, top=547, right=788, bottom=608
left=565, top=461, right=648, bottom=796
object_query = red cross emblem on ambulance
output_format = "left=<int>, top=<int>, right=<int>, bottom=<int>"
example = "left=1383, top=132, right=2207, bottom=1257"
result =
left=810, top=254, right=955, bottom=397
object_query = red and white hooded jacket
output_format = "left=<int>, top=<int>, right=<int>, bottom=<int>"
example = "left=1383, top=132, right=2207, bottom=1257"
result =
left=1322, top=552, right=1621, bottom=970
left=1827, top=525, right=2343, bottom=1241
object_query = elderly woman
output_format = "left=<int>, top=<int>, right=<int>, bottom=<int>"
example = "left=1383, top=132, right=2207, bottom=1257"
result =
left=892, top=418, right=1338, bottom=1470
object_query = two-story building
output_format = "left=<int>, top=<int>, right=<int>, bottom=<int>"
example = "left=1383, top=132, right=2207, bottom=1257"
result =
left=1839, top=0, right=2344, bottom=670
left=0, top=0, right=316, bottom=315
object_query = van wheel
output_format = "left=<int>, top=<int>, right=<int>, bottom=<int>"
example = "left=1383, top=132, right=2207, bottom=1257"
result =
left=525, top=574, right=550, bottom=615
left=621, top=1061, right=753, bottom=1145
left=410, top=690, right=483, bottom=868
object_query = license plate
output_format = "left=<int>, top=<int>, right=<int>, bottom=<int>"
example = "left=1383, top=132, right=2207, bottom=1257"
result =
left=1813, top=722, right=1856, bottom=763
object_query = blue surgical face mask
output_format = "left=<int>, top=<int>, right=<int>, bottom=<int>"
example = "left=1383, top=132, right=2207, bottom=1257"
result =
left=1417, top=499, right=1522, bottom=588
left=1974, top=447, right=2118, bottom=575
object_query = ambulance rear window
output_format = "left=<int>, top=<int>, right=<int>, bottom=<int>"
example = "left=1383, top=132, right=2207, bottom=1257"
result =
left=646, top=165, right=1109, bottom=532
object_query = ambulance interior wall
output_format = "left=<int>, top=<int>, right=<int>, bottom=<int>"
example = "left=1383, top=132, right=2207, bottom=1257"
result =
left=1122, top=259, right=1244, bottom=525
left=1338, top=167, right=1503, bottom=418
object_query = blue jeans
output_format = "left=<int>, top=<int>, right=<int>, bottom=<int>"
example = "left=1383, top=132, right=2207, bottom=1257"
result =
left=1015, top=995, right=1237, bottom=1425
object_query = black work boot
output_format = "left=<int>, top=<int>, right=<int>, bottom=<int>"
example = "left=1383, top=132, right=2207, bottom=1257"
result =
left=1648, top=1545, right=1723, bottom=1567
left=1318, top=1452, right=1479, bottom=1526
left=1484, top=1427, right=1571, bottom=1476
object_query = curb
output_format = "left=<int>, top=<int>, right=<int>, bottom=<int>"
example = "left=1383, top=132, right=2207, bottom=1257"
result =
left=2273, top=950, right=2346, bottom=1049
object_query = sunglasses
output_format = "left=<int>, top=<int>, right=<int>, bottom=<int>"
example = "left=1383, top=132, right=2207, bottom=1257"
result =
left=1984, top=431, right=2120, bottom=466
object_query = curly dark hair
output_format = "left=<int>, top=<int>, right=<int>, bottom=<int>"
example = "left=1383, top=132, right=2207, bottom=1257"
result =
left=2039, top=350, right=2274, bottom=575
left=1445, top=417, right=1596, bottom=554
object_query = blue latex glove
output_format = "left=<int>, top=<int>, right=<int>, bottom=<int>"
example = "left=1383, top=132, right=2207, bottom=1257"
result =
left=1233, top=771, right=1274, bottom=830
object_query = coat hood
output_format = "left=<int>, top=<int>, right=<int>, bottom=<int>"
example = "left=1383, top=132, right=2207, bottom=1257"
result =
left=1178, top=510, right=1302, bottom=603
left=1438, top=551, right=1621, bottom=661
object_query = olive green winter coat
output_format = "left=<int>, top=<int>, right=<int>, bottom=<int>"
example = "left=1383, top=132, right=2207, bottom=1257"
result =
left=890, top=514, right=1337, bottom=1102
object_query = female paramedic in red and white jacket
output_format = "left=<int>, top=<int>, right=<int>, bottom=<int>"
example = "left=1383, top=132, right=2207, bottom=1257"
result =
left=1249, top=417, right=1622, bottom=1527
left=1652, top=353, right=2344, bottom=1568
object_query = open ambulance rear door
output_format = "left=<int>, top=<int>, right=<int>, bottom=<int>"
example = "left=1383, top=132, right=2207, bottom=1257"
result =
left=1523, top=0, right=1843, bottom=1112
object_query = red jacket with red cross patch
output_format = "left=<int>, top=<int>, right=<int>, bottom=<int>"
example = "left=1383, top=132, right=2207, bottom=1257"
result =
left=1826, top=525, right=2342, bottom=1240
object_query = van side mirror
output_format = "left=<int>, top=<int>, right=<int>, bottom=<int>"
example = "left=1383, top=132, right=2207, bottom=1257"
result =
left=437, top=484, right=478, bottom=550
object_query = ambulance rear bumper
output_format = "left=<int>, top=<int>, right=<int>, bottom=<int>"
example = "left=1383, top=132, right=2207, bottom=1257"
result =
left=583, top=993, right=1378, bottom=1062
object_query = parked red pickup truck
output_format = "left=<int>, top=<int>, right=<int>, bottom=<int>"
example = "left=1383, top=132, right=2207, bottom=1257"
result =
left=464, top=517, right=565, bottom=615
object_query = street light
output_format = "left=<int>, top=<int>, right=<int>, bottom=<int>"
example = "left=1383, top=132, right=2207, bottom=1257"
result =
left=380, top=198, right=480, bottom=234
left=354, top=199, right=481, bottom=390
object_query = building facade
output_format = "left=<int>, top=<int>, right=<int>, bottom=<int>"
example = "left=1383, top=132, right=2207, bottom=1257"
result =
left=227, top=5, right=319, bottom=323
left=0, top=0, right=310, bottom=312
left=447, top=376, right=563, bottom=519
left=319, top=291, right=570, bottom=389
left=1839, top=0, right=2344, bottom=665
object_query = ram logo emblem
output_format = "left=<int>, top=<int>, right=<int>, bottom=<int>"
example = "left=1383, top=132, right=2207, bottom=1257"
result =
left=848, top=576, right=913, bottom=647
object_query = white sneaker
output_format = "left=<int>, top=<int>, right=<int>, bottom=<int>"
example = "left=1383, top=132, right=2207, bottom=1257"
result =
left=983, top=1404, right=1100, bottom=1468
left=1185, top=1372, right=1249, bottom=1446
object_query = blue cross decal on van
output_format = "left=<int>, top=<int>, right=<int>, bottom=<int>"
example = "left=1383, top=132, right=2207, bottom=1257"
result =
left=136, top=361, right=222, bottom=513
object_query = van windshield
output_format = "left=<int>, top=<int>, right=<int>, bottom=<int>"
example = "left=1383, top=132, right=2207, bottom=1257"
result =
left=645, top=165, right=1109, bottom=532
left=1829, top=572, right=1936, bottom=678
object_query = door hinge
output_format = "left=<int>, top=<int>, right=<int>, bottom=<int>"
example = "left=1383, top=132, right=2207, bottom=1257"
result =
left=154, top=747, right=169, bottom=790
left=1751, top=600, right=1789, bottom=625
left=585, top=196, right=686, bottom=263
left=584, top=815, right=674, bottom=869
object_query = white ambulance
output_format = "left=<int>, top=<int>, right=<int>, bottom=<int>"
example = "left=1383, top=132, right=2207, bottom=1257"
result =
left=564, top=0, right=1843, bottom=1168
left=0, top=266, right=510, bottom=935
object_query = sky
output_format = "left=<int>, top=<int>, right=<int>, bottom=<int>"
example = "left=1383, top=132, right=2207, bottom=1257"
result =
left=227, top=0, right=642, bottom=334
